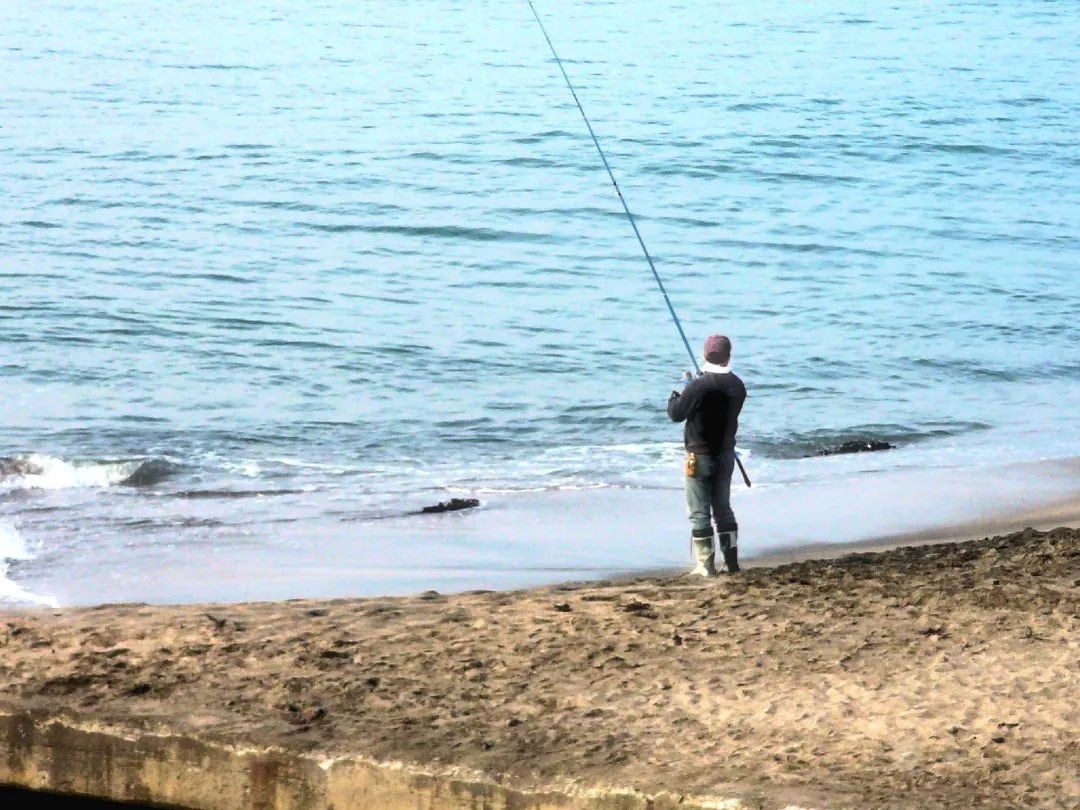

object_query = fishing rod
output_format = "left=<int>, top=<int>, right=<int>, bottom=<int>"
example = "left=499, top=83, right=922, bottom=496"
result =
left=525, top=0, right=697, bottom=372
left=525, top=0, right=752, bottom=488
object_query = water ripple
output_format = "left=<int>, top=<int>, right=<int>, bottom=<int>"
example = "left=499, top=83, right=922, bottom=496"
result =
left=1, top=0, right=1078, bottom=529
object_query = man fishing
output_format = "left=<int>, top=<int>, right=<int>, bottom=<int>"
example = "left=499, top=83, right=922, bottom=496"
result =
left=524, top=5, right=749, bottom=572
left=667, top=334, right=747, bottom=576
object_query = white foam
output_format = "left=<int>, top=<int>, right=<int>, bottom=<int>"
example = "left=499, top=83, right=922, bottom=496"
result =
left=0, top=522, right=57, bottom=607
left=0, top=520, right=31, bottom=562
left=221, top=458, right=261, bottom=477
left=268, top=457, right=354, bottom=473
left=0, top=453, right=138, bottom=492
left=474, top=482, right=611, bottom=495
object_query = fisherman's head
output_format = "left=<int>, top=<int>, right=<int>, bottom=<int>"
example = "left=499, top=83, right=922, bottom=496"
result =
left=703, top=334, right=732, bottom=366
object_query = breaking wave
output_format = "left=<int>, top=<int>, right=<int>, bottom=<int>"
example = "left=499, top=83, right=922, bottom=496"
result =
left=0, top=521, right=56, bottom=607
left=0, top=454, right=178, bottom=492
left=747, top=422, right=993, bottom=460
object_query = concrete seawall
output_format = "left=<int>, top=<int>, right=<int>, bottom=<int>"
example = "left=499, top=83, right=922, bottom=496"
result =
left=1, top=712, right=735, bottom=810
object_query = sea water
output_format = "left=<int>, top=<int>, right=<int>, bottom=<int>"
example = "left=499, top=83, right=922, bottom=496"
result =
left=2, top=0, right=1079, bottom=604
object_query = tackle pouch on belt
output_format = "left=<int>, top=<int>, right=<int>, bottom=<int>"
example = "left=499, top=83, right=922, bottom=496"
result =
left=685, top=453, right=697, bottom=478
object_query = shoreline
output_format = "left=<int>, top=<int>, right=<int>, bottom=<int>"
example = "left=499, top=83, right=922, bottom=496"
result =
left=3, top=523, right=1080, bottom=809
left=7, top=456, right=1080, bottom=607
left=749, top=483, right=1080, bottom=569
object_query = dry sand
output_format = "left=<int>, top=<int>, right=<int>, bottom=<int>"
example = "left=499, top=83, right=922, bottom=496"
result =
left=3, top=526, right=1080, bottom=809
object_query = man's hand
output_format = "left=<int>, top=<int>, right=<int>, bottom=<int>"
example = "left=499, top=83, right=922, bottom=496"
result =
left=667, top=387, right=686, bottom=422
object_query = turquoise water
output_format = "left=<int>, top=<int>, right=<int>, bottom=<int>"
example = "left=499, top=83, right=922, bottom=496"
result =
left=2, top=0, right=1079, bottom=603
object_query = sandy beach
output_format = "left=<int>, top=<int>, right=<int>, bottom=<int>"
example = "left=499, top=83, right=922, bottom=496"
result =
left=3, top=520, right=1080, bottom=809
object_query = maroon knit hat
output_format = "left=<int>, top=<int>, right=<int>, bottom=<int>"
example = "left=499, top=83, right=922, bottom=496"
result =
left=703, top=334, right=732, bottom=365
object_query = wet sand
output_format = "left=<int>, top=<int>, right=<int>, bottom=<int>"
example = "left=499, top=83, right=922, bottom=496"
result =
left=13, top=457, right=1080, bottom=607
left=3, top=524, right=1080, bottom=809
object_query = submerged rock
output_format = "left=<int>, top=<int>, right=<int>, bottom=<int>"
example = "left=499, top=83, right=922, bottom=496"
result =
left=120, top=459, right=179, bottom=487
left=0, top=457, right=43, bottom=478
left=811, top=440, right=895, bottom=457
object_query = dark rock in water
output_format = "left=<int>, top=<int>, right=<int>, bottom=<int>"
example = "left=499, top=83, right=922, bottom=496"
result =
left=120, top=459, right=179, bottom=487
left=418, top=498, right=480, bottom=514
left=812, top=440, right=895, bottom=457
left=0, top=457, right=43, bottom=478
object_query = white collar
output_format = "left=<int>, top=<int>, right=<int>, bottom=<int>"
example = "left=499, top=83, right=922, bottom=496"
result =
left=702, top=361, right=731, bottom=374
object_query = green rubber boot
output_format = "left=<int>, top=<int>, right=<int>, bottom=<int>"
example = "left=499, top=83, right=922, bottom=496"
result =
left=690, top=530, right=718, bottom=577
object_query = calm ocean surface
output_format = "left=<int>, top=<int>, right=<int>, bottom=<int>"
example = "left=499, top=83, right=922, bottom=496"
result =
left=2, top=0, right=1079, bottom=604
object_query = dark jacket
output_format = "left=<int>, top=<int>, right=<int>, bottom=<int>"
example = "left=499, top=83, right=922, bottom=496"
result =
left=667, top=371, right=746, bottom=455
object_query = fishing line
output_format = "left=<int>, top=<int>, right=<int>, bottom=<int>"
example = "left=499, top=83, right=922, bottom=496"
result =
left=525, top=1, right=752, bottom=487
left=525, top=0, right=699, bottom=374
